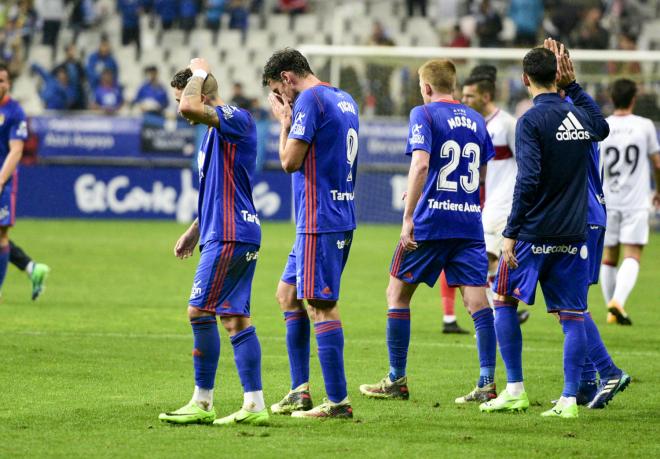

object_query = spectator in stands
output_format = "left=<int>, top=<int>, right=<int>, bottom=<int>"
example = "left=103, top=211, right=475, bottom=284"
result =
left=36, top=0, right=65, bottom=62
left=133, top=65, right=169, bottom=116
left=179, top=0, right=199, bottom=44
left=86, top=36, right=119, bottom=90
left=572, top=6, right=609, bottom=50
left=544, top=0, right=581, bottom=45
left=155, top=0, right=177, bottom=30
left=276, top=0, right=308, bottom=15
left=10, top=0, right=38, bottom=60
left=449, top=23, right=470, bottom=48
left=0, top=24, right=25, bottom=79
left=475, top=0, right=502, bottom=47
left=406, top=0, right=428, bottom=17
left=366, top=21, right=395, bottom=116
left=205, top=0, right=226, bottom=44
left=118, top=0, right=143, bottom=59
left=31, top=63, right=76, bottom=110
left=92, top=68, right=123, bottom=113
left=508, top=0, right=543, bottom=46
left=230, top=82, right=251, bottom=109
left=608, top=32, right=641, bottom=75
left=69, top=0, right=95, bottom=43
left=228, top=0, right=249, bottom=43
left=55, top=43, right=87, bottom=110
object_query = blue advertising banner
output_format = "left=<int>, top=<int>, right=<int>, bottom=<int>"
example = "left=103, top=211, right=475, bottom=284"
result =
left=16, top=165, right=292, bottom=221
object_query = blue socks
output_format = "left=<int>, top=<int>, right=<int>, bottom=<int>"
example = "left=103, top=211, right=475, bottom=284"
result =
left=584, top=312, right=621, bottom=380
left=387, top=308, right=410, bottom=381
left=581, top=358, right=597, bottom=383
left=494, top=300, right=523, bottom=383
left=314, top=321, right=347, bottom=403
left=284, top=310, right=310, bottom=389
left=472, top=308, right=496, bottom=387
left=190, top=316, right=220, bottom=389
left=559, top=312, right=587, bottom=398
left=0, top=245, right=9, bottom=291
left=230, top=326, right=263, bottom=392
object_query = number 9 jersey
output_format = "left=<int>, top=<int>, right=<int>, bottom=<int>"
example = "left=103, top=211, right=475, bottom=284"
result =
left=407, top=100, right=495, bottom=241
left=288, top=83, right=359, bottom=234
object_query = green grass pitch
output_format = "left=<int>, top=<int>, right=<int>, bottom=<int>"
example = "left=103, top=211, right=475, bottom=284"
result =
left=1, top=220, right=658, bottom=458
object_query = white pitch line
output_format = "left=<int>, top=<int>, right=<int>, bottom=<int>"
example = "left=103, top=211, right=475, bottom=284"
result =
left=7, top=330, right=659, bottom=357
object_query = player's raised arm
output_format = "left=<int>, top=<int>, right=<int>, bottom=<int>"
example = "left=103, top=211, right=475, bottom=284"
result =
left=176, top=58, right=220, bottom=129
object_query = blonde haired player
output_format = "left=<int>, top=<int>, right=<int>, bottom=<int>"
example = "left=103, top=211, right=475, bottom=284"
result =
left=599, top=78, right=660, bottom=325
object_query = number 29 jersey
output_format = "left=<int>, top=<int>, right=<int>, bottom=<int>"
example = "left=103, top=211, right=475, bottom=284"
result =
left=288, top=83, right=359, bottom=234
left=407, top=100, right=495, bottom=241
left=600, top=114, right=660, bottom=211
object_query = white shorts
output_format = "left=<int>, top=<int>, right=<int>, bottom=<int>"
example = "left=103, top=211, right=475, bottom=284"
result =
left=483, top=213, right=508, bottom=258
left=604, top=209, right=649, bottom=246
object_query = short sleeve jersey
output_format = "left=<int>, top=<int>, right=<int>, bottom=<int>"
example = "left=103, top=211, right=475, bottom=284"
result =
left=197, top=105, right=261, bottom=246
left=600, top=114, right=660, bottom=210
left=406, top=100, right=495, bottom=241
left=288, top=83, right=359, bottom=234
left=0, top=98, right=28, bottom=169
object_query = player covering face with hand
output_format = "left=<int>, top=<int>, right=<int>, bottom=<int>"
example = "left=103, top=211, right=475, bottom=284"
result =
left=159, top=58, right=268, bottom=427
left=265, top=48, right=359, bottom=419
left=359, top=59, right=499, bottom=406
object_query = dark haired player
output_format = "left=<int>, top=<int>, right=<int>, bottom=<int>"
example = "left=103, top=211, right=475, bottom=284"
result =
left=159, top=59, right=267, bottom=426
left=599, top=78, right=660, bottom=325
left=264, top=48, right=358, bottom=419
left=480, top=45, right=610, bottom=418
left=359, top=59, right=498, bottom=407
left=0, top=63, right=28, bottom=299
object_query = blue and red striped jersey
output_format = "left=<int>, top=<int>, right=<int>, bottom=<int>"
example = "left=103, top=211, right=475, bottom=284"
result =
left=197, top=105, right=261, bottom=246
left=0, top=97, right=28, bottom=164
left=406, top=100, right=495, bottom=241
left=288, top=83, right=359, bottom=234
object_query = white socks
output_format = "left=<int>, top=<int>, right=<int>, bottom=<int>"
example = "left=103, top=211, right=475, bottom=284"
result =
left=612, top=258, right=640, bottom=307
left=599, top=264, right=617, bottom=303
left=243, top=390, right=265, bottom=412
left=192, top=386, right=214, bottom=411
left=557, top=396, right=577, bottom=407
left=443, top=314, right=456, bottom=324
left=26, top=261, right=35, bottom=277
left=506, top=382, right=525, bottom=397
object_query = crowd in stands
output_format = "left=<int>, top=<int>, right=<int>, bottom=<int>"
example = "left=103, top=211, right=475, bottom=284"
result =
left=0, top=0, right=657, bottom=118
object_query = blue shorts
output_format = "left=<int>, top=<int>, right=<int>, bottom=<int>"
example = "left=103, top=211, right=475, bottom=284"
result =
left=493, top=240, right=589, bottom=312
left=189, top=241, right=259, bottom=316
left=390, top=239, right=488, bottom=288
left=0, top=172, right=17, bottom=227
left=587, top=225, right=605, bottom=285
left=281, top=231, right=353, bottom=301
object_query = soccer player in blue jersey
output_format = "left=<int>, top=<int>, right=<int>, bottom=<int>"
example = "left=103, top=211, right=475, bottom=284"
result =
left=264, top=49, right=358, bottom=419
left=480, top=45, right=610, bottom=418
left=159, top=59, right=268, bottom=426
left=0, top=63, right=28, bottom=299
left=359, top=59, right=499, bottom=405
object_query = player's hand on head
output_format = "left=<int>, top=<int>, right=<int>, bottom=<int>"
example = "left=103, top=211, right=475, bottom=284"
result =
left=400, top=218, right=418, bottom=251
left=502, top=237, right=518, bottom=269
left=189, top=57, right=210, bottom=73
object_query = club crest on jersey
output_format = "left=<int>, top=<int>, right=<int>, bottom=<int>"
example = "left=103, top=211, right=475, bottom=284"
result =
left=410, top=124, right=425, bottom=144
left=221, top=105, right=237, bottom=120
left=556, top=112, right=590, bottom=141
left=292, top=112, right=306, bottom=136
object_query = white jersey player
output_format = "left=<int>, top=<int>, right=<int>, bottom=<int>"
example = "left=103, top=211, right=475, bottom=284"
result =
left=599, top=78, right=660, bottom=325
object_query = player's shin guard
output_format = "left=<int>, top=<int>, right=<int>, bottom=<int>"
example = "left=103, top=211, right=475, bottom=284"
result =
left=472, top=307, right=496, bottom=387
left=314, top=321, right=347, bottom=403
left=494, top=300, right=523, bottom=383
left=387, top=308, right=410, bottom=381
left=584, top=312, right=620, bottom=379
left=559, top=312, right=587, bottom=398
left=231, top=326, right=263, bottom=392
left=191, top=316, right=220, bottom=390
left=284, top=310, right=310, bottom=389
left=0, top=244, right=9, bottom=289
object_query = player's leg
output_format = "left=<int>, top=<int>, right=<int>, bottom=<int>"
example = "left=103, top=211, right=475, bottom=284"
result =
left=360, top=240, right=442, bottom=400
left=271, top=244, right=313, bottom=415
left=290, top=232, right=353, bottom=419
left=159, top=241, right=227, bottom=424
left=600, top=244, right=619, bottom=323
left=609, top=243, right=643, bottom=325
left=9, top=240, right=51, bottom=300
left=439, top=270, right=467, bottom=334
left=0, top=227, right=10, bottom=296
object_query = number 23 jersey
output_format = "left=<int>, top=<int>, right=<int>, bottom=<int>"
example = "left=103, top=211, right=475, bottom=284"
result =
left=407, top=101, right=495, bottom=241
left=288, top=83, right=359, bottom=234
left=600, top=114, right=660, bottom=211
